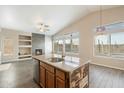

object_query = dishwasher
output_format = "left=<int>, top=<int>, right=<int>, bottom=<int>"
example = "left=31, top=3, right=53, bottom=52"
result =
left=33, top=59, right=40, bottom=84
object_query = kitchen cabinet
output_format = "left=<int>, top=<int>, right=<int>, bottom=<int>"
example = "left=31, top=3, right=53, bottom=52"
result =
left=38, top=60, right=89, bottom=88
left=40, top=66, right=46, bottom=87
left=40, top=61, right=68, bottom=88
left=46, top=71, right=55, bottom=88
left=40, top=62, right=55, bottom=88
left=55, top=69, right=66, bottom=88
left=56, top=77, right=65, bottom=88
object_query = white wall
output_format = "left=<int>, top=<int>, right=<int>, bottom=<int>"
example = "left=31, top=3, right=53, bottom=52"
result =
left=54, top=6, right=124, bottom=70
left=45, top=35, right=52, bottom=54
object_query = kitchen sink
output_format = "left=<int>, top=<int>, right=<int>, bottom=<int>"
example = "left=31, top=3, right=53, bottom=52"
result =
left=47, top=57, right=64, bottom=62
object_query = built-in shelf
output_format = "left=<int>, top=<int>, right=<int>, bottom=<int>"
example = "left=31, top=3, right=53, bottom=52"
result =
left=18, top=34, right=32, bottom=61
left=19, top=54, right=32, bottom=57
left=19, top=40, right=32, bottom=42
left=19, top=45, right=32, bottom=48
left=19, top=35, right=32, bottom=40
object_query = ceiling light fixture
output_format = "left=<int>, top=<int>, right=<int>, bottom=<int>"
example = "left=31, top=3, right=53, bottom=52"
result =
left=39, top=23, right=50, bottom=32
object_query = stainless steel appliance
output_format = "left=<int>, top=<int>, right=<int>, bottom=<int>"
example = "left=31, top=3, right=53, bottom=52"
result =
left=33, top=59, right=40, bottom=84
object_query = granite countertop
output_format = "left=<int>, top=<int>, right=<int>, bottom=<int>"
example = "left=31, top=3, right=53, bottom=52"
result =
left=32, top=54, right=89, bottom=72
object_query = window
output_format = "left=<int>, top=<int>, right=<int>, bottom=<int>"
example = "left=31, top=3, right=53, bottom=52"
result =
left=72, top=38, right=79, bottom=53
left=94, top=22, right=124, bottom=58
left=111, top=32, right=124, bottom=57
left=58, top=40, right=63, bottom=53
left=53, top=40, right=58, bottom=53
left=3, top=39, right=14, bottom=56
left=65, top=39, right=71, bottom=53
left=53, top=32, right=79, bottom=57
left=53, top=39, right=64, bottom=54
left=95, top=34, right=110, bottom=56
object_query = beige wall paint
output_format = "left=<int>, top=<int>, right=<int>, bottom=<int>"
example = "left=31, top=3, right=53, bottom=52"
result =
left=0, top=28, right=18, bottom=63
left=54, top=6, right=124, bottom=70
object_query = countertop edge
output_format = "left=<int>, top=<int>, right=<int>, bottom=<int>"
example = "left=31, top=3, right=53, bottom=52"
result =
left=32, top=55, right=89, bottom=72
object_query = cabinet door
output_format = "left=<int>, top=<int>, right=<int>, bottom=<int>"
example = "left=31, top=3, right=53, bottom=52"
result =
left=56, top=77, right=65, bottom=88
left=40, top=66, right=46, bottom=87
left=46, top=71, right=55, bottom=88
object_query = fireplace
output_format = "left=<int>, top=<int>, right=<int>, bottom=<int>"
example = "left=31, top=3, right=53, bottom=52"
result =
left=35, top=49, right=42, bottom=55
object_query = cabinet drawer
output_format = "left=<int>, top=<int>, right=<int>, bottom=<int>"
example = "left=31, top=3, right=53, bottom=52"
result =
left=40, top=62, right=54, bottom=73
left=40, top=62, right=46, bottom=68
left=40, top=66, right=45, bottom=87
left=45, top=64, right=54, bottom=73
left=56, top=69, right=65, bottom=80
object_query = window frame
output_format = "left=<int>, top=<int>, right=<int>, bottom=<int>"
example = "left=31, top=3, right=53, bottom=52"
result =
left=93, top=29, right=124, bottom=60
left=53, top=32, right=79, bottom=57
left=94, top=33, right=110, bottom=56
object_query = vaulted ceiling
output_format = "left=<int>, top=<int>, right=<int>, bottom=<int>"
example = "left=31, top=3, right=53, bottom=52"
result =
left=0, top=5, right=119, bottom=35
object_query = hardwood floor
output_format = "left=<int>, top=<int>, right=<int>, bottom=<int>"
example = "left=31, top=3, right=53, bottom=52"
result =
left=89, top=64, right=124, bottom=88
left=0, top=60, right=40, bottom=88
left=1, top=61, right=124, bottom=88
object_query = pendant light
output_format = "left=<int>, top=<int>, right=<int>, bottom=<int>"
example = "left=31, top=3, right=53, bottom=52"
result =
left=100, top=5, right=102, bottom=28
left=96, top=5, right=106, bottom=33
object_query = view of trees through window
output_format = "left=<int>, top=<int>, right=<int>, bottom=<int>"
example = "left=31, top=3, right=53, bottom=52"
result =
left=94, top=23, right=124, bottom=58
left=72, top=38, right=79, bottom=53
left=111, top=32, right=124, bottom=56
left=54, top=40, right=63, bottom=53
left=53, top=32, right=79, bottom=56
left=58, top=40, right=63, bottom=53
left=65, top=39, right=71, bottom=53
left=95, top=34, right=110, bottom=56
left=54, top=40, right=58, bottom=53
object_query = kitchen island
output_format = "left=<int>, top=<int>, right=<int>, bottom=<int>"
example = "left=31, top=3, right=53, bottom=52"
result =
left=33, top=54, right=89, bottom=88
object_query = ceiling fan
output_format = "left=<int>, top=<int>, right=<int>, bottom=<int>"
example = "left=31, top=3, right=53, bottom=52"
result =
left=39, top=23, right=50, bottom=32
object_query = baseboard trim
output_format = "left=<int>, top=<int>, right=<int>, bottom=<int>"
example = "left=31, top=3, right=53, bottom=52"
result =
left=90, top=62, right=124, bottom=71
